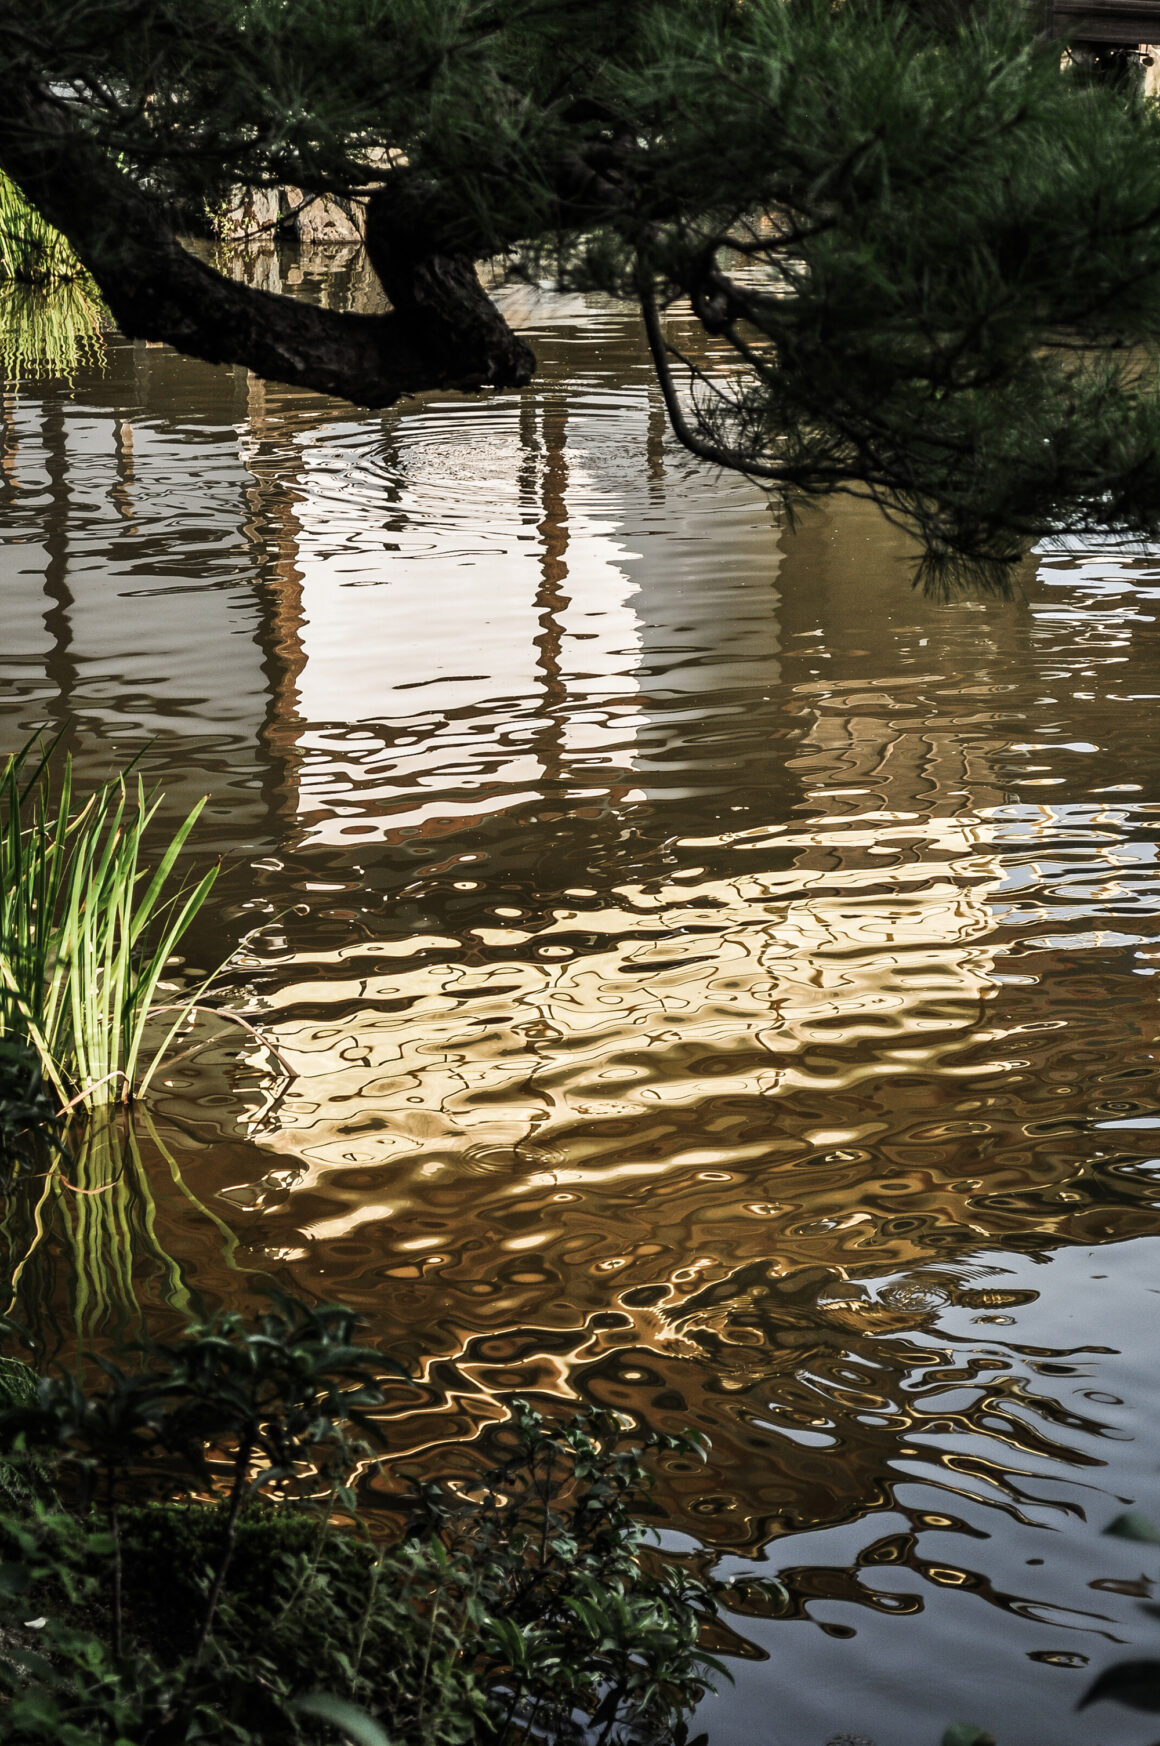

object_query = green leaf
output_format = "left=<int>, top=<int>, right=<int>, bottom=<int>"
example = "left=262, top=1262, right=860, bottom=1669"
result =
left=942, top=1728, right=997, bottom=1746
left=294, top=1693, right=395, bottom=1746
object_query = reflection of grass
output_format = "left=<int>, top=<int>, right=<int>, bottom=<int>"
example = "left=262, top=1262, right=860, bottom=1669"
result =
left=0, top=172, right=110, bottom=381
left=3, top=1108, right=246, bottom=1348
left=0, top=278, right=109, bottom=382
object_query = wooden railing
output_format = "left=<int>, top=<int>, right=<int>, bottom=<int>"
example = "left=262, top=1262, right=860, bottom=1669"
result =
left=1051, top=0, right=1160, bottom=41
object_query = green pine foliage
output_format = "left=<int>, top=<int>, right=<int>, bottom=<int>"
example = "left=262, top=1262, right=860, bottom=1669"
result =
left=0, top=168, right=108, bottom=380
left=0, top=171, right=83, bottom=285
left=0, top=280, right=108, bottom=381
left=9, top=0, right=1160, bottom=580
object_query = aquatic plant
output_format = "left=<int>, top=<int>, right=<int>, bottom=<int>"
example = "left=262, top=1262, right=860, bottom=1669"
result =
left=0, top=1297, right=733, bottom=1746
left=0, top=737, right=219, bottom=1113
left=0, top=171, right=84, bottom=285
left=0, top=744, right=287, bottom=1356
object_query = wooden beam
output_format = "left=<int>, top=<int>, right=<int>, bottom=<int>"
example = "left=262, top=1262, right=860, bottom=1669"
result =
left=1052, top=0, right=1160, bottom=40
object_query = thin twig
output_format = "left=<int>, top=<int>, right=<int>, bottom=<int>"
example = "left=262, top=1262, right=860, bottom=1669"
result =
left=150, top=1003, right=296, bottom=1080
left=194, top=1436, right=253, bottom=1668
left=55, top=1158, right=126, bottom=1196
left=55, top=1069, right=128, bottom=1116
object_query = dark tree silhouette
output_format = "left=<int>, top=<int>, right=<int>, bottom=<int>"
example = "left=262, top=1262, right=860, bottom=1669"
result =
left=6, top=0, right=1160, bottom=583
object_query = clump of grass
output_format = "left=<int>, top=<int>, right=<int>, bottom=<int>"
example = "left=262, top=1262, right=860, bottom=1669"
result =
left=0, top=172, right=84, bottom=285
left=0, top=736, right=219, bottom=1114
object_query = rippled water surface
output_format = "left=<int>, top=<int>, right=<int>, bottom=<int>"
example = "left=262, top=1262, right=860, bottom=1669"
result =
left=5, top=276, right=1160, bottom=1744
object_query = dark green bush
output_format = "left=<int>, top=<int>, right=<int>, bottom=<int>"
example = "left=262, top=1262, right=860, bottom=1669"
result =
left=0, top=1039, right=58, bottom=1180
left=0, top=1296, right=739, bottom=1745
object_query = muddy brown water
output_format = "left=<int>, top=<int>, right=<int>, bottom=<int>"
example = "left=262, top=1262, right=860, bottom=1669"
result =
left=3, top=274, right=1160, bottom=1744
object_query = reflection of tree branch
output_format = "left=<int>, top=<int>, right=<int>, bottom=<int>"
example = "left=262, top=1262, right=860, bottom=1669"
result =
left=637, top=268, right=1025, bottom=586
left=639, top=273, right=786, bottom=482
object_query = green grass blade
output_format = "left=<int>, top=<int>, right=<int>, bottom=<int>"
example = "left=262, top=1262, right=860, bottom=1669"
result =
left=2, top=749, right=222, bottom=1107
left=128, top=792, right=208, bottom=939
left=0, top=953, right=68, bottom=1104
left=129, top=867, right=221, bottom=1096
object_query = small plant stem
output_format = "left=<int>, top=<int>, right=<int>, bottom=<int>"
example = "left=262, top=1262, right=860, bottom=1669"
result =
left=538, top=1445, right=554, bottom=1572
left=499, top=1672, right=529, bottom=1744
left=416, top=1578, right=444, bottom=1734
left=152, top=1004, right=295, bottom=1080
left=274, top=1488, right=335, bottom=1626
left=193, top=1437, right=252, bottom=1668
left=55, top=1069, right=129, bottom=1116
left=523, top=1692, right=546, bottom=1741
left=596, top=1682, right=628, bottom=1746
left=106, top=1463, right=123, bottom=1661
left=351, top=1548, right=385, bottom=1683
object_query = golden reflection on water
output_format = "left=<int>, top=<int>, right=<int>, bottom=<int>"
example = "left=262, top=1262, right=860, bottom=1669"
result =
left=5, top=281, right=1160, bottom=1742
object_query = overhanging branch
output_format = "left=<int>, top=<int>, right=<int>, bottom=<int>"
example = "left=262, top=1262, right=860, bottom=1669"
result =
left=638, top=269, right=875, bottom=489
left=0, top=83, right=536, bottom=407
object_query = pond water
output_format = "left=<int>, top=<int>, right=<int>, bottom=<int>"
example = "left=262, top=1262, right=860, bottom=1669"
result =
left=4, top=272, right=1160, bottom=1745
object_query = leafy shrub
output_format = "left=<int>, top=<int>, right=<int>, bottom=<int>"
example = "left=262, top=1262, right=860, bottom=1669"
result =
left=0, top=1295, right=737, bottom=1745
left=0, top=1353, right=40, bottom=1506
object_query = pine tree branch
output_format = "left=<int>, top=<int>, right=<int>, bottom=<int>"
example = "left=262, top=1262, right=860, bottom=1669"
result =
left=0, top=80, right=536, bottom=408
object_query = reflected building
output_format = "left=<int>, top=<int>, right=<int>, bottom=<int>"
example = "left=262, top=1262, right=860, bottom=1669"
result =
left=1, top=301, right=787, bottom=855
left=1, top=344, right=288, bottom=845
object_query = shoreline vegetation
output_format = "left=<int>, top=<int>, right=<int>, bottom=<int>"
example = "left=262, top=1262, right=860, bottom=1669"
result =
left=0, top=1296, right=735, bottom=1746
left=0, top=736, right=222, bottom=1117
left=0, top=744, right=752, bottom=1746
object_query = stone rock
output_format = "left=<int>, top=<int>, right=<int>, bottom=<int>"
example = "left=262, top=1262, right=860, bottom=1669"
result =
left=217, top=186, right=280, bottom=241
left=280, top=189, right=366, bottom=245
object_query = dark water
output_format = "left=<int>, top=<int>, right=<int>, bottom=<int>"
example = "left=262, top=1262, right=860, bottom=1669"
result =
left=4, top=277, right=1160, bottom=1744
